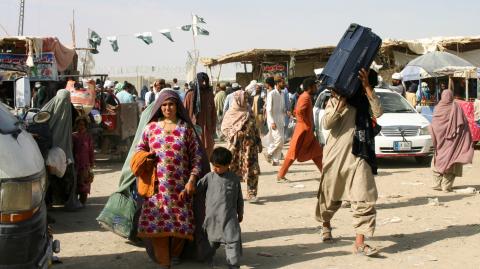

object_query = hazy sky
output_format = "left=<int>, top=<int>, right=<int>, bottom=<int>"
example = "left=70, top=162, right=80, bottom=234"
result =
left=1, top=0, right=479, bottom=79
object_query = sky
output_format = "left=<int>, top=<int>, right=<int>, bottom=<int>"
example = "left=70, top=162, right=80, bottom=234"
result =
left=1, top=0, right=479, bottom=80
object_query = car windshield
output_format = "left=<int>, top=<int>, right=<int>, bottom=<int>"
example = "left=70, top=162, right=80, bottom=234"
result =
left=0, top=102, right=20, bottom=134
left=376, top=91, right=415, bottom=113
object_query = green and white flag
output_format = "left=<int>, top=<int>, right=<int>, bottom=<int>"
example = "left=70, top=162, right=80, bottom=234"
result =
left=135, top=32, right=153, bottom=45
left=107, top=36, right=119, bottom=52
left=88, top=30, right=102, bottom=54
left=159, top=29, right=174, bottom=42
left=179, top=25, right=192, bottom=31
left=194, top=26, right=209, bottom=36
left=88, top=30, right=102, bottom=47
left=193, top=14, right=206, bottom=24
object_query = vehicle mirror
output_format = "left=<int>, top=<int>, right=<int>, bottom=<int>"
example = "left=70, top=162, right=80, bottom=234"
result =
left=33, top=111, right=51, bottom=123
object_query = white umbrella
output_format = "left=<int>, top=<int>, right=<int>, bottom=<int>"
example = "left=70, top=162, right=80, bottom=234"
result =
left=400, top=51, right=477, bottom=81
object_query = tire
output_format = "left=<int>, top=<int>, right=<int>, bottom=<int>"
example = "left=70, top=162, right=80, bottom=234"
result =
left=415, top=156, right=432, bottom=166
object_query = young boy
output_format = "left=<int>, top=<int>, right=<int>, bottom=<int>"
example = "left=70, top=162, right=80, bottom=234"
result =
left=197, top=147, right=244, bottom=269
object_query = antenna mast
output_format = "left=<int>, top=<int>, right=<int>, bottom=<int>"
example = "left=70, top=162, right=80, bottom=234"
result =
left=18, top=0, right=25, bottom=36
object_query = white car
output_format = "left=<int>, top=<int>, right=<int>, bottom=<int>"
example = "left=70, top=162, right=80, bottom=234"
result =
left=313, top=88, right=433, bottom=164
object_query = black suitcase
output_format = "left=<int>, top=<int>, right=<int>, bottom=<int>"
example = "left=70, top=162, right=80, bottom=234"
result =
left=318, top=23, right=382, bottom=97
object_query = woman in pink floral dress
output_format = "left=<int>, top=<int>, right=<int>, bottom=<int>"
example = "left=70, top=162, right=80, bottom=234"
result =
left=135, top=89, right=207, bottom=268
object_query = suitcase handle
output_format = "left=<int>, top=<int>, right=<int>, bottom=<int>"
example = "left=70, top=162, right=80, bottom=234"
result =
left=345, top=23, right=359, bottom=39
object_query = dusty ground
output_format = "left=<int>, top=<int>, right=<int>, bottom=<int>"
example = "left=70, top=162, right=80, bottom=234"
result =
left=50, top=145, right=480, bottom=269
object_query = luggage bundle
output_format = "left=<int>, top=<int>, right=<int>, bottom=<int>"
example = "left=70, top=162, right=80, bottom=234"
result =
left=318, top=23, right=382, bottom=97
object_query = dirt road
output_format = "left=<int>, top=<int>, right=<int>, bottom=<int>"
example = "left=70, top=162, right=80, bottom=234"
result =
left=50, top=148, right=480, bottom=269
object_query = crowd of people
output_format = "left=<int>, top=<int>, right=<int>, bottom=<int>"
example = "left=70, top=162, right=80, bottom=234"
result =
left=3, top=68, right=478, bottom=269
left=121, top=69, right=476, bottom=268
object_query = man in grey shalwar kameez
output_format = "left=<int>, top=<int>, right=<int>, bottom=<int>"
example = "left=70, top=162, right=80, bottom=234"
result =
left=197, top=147, right=243, bottom=268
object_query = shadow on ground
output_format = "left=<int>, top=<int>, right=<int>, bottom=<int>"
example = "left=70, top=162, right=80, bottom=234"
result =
left=257, top=191, right=317, bottom=204
left=49, top=196, right=109, bottom=234
left=376, top=194, right=477, bottom=210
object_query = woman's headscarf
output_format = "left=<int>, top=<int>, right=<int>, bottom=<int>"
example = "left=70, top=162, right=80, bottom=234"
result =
left=41, top=89, right=74, bottom=162
left=221, top=90, right=249, bottom=143
left=429, top=89, right=473, bottom=173
left=192, top=72, right=210, bottom=116
left=149, top=89, right=210, bottom=174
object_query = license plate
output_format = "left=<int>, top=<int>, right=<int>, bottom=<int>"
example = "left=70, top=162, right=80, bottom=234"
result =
left=393, top=141, right=412, bottom=151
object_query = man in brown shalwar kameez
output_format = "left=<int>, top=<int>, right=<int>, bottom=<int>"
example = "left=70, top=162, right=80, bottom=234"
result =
left=315, top=69, right=383, bottom=256
left=184, top=72, right=217, bottom=157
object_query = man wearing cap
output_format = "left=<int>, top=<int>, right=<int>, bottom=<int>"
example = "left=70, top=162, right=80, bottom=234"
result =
left=32, top=81, right=48, bottom=108
left=389, top=73, right=405, bottom=97
left=264, top=75, right=286, bottom=166
left=214, top=83, right=227, bottom=140
left=223, top=82, right=241, bottom=114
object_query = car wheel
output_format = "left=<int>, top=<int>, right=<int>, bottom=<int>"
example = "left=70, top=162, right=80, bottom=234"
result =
left=415, top=156, right=432, bottom=166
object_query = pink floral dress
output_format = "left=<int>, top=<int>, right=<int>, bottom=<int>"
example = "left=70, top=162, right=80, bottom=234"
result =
left=136, top=120, right=203, bottom=239
left=457, top=100, right=480, bottom=142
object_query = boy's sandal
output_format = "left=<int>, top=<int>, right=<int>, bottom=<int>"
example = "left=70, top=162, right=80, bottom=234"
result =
left=353, top=244, right=379, bottom=256
left=321, top=227, right=333, bottom=242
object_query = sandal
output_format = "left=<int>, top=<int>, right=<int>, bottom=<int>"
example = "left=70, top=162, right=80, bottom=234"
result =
left=353, top=244, right=379, bottom=256
left=321, top=226, right=333, bottom=242
left=276, top=177, right=290, bottom=183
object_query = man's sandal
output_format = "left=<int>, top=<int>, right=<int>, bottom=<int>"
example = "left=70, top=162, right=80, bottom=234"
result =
left=321, top=227, right=333, bottom=242
left=353, top=244, right=379, bottom=256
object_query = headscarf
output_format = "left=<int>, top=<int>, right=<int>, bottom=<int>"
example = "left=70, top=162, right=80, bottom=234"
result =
left=429, top=89, right=473, bottom=173
left=41, top=89, right=74, bottom=162
left=115, top=82, right=124, bottom=94
left=221, top=90, right=249, bottom=143
left=148, top=89, right=210, bottom=174
left=115, top=89, right=210, bottom=193
left=347, top=71, right=380, bottom=174
left=192, top=72, right=210, bottom=116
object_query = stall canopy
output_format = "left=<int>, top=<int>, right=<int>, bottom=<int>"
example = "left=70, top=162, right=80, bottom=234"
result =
left=400, top=51, right=477, bottom=81
left=201, top=36, right=480, bottom=83
left=0, top=36, right=76, bottom=72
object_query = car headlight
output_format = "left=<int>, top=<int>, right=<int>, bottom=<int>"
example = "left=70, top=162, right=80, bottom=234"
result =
left=420, top=126, right=430, bottom=135
left=0, top=172, right=45, bottom=212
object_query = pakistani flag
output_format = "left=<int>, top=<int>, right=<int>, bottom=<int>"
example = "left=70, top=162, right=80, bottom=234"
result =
left=159, top=29, right=174, bottom=42
left=135, top=32, right=153, bottom=45
left=179, top=25, right=192, bottom=31
left=88, top=30, right=102, bottom=54
left=194, top=26, right=209, bottom=36
left=107, top=36, right=119, bottom=52
left=193, top=14, right=206, bottom=24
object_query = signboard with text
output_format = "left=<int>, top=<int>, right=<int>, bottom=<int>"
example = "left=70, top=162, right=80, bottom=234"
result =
left=261, top=62, right=288, bottom=81
left=0, top=52, right=58, bottom=81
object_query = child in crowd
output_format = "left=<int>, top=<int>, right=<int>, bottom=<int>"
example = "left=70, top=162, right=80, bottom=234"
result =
left=197, top=147, right=244, bottom=269
left=72, top=117, right=94, bottom=205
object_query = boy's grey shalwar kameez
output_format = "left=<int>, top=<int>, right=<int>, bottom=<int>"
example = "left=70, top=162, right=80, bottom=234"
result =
left=197, top=171, right=244, bottom=267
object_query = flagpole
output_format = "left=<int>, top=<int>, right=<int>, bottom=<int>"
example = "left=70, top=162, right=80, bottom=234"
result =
left=191, top=13, right=198, bottom=76
left=83, top=28, right=90, bottom=76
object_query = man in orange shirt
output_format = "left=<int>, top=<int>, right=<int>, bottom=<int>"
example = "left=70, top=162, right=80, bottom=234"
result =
left=277, top=78, right=323, bottom=182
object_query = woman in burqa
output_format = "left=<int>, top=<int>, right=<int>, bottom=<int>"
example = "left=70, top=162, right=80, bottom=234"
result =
left=315, top=68, right=383, bottom=256
left=183, top=72, right=217, bottom=157
left=430, top=89, right=474, bottom=192
left=41, top=89, right=82, bottom=210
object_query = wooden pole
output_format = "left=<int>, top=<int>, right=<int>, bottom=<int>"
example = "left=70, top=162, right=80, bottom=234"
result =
left=466, top=78, right=469, bottom=100
left=70, top=9, right=76, bottom=48
left=191, top=13, right=198, bottom=77
left=217, top=64, right=222, bottom=85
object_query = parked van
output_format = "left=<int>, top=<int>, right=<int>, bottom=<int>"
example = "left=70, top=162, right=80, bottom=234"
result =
left=0, top=102, right=55, bottom=268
